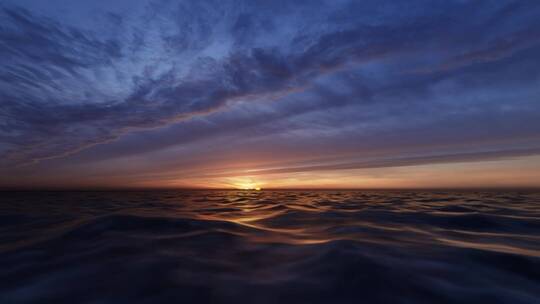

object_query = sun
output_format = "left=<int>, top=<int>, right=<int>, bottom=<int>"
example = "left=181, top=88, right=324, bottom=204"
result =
left=237, top=184, right=262, bottom=191
left=233, top=179, right=262, bottom=191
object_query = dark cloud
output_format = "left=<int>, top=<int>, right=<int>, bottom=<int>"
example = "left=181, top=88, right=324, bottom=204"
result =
left=0, top=0, right=539, bottom=186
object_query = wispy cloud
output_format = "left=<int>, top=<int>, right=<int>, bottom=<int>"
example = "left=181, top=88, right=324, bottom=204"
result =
left=0, top=0, right=540, bottom=187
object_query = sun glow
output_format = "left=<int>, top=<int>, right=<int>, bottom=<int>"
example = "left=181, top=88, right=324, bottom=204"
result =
left=237, top=184, right=262, bottom=191
left=232, top=178, right=262, bottom=190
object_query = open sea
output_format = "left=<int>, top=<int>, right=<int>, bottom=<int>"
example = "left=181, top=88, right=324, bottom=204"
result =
left=1, top=190, right=539, bottom=303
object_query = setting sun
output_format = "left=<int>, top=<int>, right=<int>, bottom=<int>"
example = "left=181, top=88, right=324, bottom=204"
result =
left=232, top=178, right=262, bottom=190
left=236, top=184, right=262, bottom=191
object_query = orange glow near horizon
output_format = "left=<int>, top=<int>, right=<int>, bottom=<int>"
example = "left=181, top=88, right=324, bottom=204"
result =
left=230, top=177, right=263, bottom=190
left=7, top=155, right=540, bottom=190
left=169, top=155, right=540, bottom=190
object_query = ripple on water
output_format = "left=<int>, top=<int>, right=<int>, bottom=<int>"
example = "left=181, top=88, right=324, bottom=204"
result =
left=0, top=190, right=539, bottom=303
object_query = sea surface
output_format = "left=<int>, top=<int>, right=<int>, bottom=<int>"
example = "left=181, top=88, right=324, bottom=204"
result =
left=1, top=190, right=539, bottom=303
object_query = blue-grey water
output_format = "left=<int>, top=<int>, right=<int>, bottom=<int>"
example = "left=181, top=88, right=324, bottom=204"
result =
left=1, top=190, right=539, bottom=303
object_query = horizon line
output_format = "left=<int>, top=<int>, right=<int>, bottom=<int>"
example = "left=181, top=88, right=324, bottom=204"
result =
left=2, top=186, right=540, bottom=192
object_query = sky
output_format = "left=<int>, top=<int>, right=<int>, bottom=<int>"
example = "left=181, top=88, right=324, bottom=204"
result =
left=0, top=0, right=540, bottom=189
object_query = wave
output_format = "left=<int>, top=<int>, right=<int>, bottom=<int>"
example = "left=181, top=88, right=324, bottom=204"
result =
left=0, top=190, right=539, bottom=303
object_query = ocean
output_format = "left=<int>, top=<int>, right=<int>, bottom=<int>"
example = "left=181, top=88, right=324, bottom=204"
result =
left=1, top=190, right=539, bottom=303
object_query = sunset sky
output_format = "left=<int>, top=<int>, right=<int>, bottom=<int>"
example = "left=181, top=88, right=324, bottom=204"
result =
left=1, top=0, right=540, bottom=189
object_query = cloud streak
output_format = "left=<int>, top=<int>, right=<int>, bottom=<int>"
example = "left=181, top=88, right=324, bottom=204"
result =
left=0, top=0, right=539, bottom=187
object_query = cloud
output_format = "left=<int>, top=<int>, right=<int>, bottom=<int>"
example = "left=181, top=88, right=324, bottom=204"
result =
left=0, top=0, right=539, bottom=180
left=203, top=148, right=540, bottom=178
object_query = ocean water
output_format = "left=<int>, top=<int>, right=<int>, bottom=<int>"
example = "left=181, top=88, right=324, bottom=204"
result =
left=0, top=190, right=539, bottom=303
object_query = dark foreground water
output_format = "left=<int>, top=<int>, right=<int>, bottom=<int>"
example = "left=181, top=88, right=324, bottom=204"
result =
left=1, top=190, right=539, bottom=303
